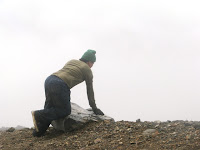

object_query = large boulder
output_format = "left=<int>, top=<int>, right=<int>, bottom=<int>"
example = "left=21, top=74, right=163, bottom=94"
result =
left=51, top=103, right=114, bottom=132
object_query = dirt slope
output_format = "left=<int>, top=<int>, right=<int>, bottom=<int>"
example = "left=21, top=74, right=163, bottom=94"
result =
left=1, top=120, right=200, bottom=150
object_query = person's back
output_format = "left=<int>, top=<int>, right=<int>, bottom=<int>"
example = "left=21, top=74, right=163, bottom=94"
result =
left=53, top=59, right=93, bottom=89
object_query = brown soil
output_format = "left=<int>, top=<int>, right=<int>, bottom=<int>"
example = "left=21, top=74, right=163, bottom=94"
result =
left=1, top=120, right=200, bottom=150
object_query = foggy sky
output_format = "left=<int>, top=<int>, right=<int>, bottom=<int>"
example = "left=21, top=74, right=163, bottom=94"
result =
left=0, top=0, right=200, bottom=127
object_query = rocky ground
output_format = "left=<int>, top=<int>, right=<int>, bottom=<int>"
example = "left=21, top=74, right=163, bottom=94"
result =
left=1, top=120, right=200, bottom=150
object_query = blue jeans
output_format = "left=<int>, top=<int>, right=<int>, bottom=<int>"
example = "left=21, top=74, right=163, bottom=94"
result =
left=36, top=75, right=71, bottom=126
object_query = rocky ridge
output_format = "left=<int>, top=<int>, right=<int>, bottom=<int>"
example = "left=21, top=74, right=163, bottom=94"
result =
left=1, top=120, right=200, bottom=150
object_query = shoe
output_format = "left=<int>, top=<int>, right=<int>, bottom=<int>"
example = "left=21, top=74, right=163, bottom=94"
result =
left=32, top=129, right=45, bottom=137
left=31, top=111, right=49, bottom=137
left=31, top=111, right=39, bottom=132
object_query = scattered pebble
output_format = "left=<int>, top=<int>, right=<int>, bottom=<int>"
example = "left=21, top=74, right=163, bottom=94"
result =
left=94, top=138, right=101, bottom=144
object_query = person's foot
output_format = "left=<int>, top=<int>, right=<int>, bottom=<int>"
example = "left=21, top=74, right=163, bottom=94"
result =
left=31, top=111, right=39, bottom=132
left=32, top=129, right=45, bottom=137
left=31, top=111, right=49, bottom=137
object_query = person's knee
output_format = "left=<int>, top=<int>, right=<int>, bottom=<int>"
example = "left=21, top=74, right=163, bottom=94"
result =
left=64, top=108, right=71, bottom=116
left=59, top=108, right=71, bottom=118
left=56, top=107, right=71, bottom=118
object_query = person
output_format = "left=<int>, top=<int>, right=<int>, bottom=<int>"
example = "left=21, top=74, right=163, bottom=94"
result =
left=31, top=49, right=104, bottom=137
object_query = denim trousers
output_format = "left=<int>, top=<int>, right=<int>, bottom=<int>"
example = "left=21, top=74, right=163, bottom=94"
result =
left=36, top=75, right=71, bottom=125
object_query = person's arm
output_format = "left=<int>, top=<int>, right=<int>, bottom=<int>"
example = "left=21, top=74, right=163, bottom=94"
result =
left=86, top=82, right=97, bottom=109
left=86, top=80, right=104, bottom=115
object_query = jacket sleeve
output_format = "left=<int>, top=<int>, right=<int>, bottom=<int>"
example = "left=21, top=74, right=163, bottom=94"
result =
left=85, top=71, right=97, bottom=109
left=86, top=80, right=97, bottom=110
left=83, top=65, right=97, bottom=110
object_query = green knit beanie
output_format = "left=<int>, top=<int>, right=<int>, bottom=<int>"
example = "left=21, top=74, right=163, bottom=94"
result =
left=81, top=49, right=96, bottom=62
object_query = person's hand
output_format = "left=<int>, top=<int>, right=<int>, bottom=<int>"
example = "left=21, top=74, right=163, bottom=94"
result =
left=93, top=108, right=104, bottom=115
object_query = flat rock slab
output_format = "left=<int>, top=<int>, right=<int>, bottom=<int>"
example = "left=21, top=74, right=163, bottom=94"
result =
left=51, top=103, right=114, bottom=132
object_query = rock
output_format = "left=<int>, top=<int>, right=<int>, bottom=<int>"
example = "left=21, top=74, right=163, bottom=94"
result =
left=15, top=125, right=27, bottom=130
left=94, top=138, right=101, bottom=144
left=154, top=120, right=161, bottom=124
left=6, top=127, right=15, bottom=132
left=119, top=142, right=123, bottom=145
left=51, top=103, right=114, bottom=132
left=186, top=134, right=191, bottom=140
left=130, top=141, right=136, bottom=144
left=114, top=126, right=120, bottom=131
left=171, top=132, right=177, bottom=137
left=142, top=129, right=157, bottom=136
left=136, top=119, right=141, bottom=123
left=127, top=128, right=132, bottom=131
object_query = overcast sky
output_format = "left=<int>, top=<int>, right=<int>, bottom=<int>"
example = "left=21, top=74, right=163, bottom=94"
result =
left=0, top=0, right=200, bottom=127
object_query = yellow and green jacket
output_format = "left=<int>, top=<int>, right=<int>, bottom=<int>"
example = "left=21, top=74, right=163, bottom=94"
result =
left=52, top=59, right=97, bottom=109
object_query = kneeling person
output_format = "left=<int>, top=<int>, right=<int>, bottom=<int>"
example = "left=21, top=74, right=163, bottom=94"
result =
left=31, top=49, right=104, bottom=137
